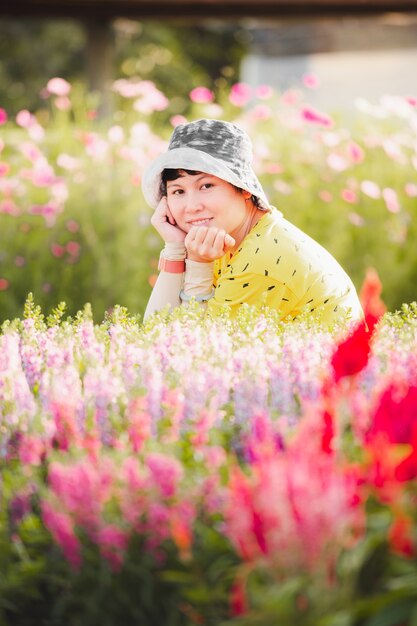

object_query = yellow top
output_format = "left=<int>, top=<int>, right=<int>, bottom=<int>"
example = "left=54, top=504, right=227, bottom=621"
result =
left=208, top=208, right=363, bottom=323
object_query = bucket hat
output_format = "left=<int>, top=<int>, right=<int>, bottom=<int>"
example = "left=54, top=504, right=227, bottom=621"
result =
left=142, top=118, right=270, bottom=211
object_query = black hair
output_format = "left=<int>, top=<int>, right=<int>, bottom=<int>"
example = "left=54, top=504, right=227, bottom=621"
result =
left=160, top=168, right=262, bottom=208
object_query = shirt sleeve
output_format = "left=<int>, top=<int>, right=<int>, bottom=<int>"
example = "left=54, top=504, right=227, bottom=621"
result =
left=207, top=272, right=300, bottom=319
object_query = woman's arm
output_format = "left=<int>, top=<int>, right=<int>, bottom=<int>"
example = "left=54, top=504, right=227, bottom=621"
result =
left=143, top=242, right=186, bottom=320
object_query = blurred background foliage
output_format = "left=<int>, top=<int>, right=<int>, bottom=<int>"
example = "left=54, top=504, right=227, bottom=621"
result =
left=0, top=19, right=246, bottom=116
left=0, top=17, right=416, bottom=322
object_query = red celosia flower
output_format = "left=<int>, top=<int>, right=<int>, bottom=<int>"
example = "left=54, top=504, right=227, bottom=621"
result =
left=331, top=320, right=371, bottom=382
left=331, top=268, right=386, bottom=382
left=368, top=383, right=417, bottom=445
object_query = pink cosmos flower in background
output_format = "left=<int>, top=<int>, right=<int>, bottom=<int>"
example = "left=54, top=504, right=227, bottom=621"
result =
left=302, top=73, right=320, bottom=89
left=301, top=106, right=334, bottom=127
left=46, top=77, right=71, bottom=97
left=170, top=115, right=188, bottom=127
left=360, top=180, right=381, bottom=199
left=341, top=189, right=358, bottom=204
left=327, top=153, right=348, bottom=172
left=0, top=162, right=10, bottom=176
left=189, top=86, right=215, bottom=104
left=319, top=190, right=333, bottom=203
left=348, top=212, right=365, bottom=227
left=0, top=278, right=9, bottom=290
left=382, top=187, right=400, bottom=213
left=346, top=141, right=365, bottom=164
left=229, top=83, right=253, bottom=107
left=16, top=109, right=36, bottom=128
left=0, top=108, right=8, bottom=125
left=54, top=96, right=72, bottom=111
left=405, top=183, right=417, bottom=197
left=255, top=84, right=274, bottom=99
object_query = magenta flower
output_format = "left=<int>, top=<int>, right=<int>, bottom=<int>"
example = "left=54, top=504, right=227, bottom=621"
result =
left=189, top=87, right=215, bottom=104
left=0, top=278, right=9, bottom=290
left=255, top=85, right=274, bottom=99
left=42, top=501, right=81, bottom=569
left=0, top=108, right=8, bottom=125
left=301, top=106, right=334, bottom=128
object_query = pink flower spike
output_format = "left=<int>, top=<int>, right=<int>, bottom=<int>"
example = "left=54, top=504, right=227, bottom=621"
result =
left=0, top=278, right=9, bottom=291
left=302, top=73, right=320, bottom=89
left=16, top=109, right=36, bottom=128
left=66, top=241, right=80, bottom=257
left=189, top=87, right=215, bottom=104
left=0, top=108, right=8, bottom=125
left=46, top=77, right=71, bottom=97
left=301, top=106, right=333, bottom=128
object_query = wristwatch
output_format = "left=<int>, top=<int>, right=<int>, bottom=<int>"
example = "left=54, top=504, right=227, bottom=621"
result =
left=158, top=257, right=185, bottom=273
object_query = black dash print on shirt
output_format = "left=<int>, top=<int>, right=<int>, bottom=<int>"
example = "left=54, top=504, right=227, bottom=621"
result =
left=274, top=238, right=278, bottom=244
left=238, top=248, right=242, bottom=253
left=311, top=308, right=315, bottom=312
left=218, top=269, right=221, bottom=275
left=227, top=277, right=235, bottom=280
left=243, top=283, right=249, bottom=288
left=276, top=256, right=281, bottom=264
left=227, top=264, right=231, bottom=268
left=282, top=297, right=289, bottom=302
left=255, top=248, right=259, bottom=254
left=267, top=285, right=276, bottom=291
left=225, top=299, right=232, bottom=302
left=242, top=263, right=249, bottom=271
left=265, top=270, right=269, bottom=276
left=334, top=305, right=338, bottom=312
left=324, top=298, right=329, bottom=304
left=292, top=269, right=297, bottom=276
left=306, top=299, right=314, bottom=304
left=256, top=233, right=261, bottom=237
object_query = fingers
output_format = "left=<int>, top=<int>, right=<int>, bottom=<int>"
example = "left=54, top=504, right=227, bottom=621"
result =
left=185, top=226, right=231, bottom=261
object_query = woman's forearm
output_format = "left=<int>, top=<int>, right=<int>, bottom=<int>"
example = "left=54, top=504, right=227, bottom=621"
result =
left=143, top=270, right=184, bottom=320
left=143, top=242, right=186, bottom=321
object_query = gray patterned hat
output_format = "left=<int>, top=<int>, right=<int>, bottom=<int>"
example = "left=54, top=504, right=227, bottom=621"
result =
left=142, top=118, right=271, bottom=211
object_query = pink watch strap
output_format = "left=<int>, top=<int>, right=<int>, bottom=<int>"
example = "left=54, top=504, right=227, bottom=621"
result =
left=158, top=257, right=185, bottom=273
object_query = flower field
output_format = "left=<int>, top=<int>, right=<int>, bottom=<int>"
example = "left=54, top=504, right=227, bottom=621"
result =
left=1, top=271, right=417, bottom=625
left=0, top=77, right=416, bottom=320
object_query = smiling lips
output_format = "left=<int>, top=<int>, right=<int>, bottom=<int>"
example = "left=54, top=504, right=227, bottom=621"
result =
left=187, top=218, right=213, bottom=226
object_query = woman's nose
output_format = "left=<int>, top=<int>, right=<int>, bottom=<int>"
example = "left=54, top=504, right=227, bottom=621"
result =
left=184, top=193, right=204, bottom=213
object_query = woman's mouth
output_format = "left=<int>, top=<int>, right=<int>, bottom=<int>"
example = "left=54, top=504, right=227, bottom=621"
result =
left=187, top=218, right=213, bottom=226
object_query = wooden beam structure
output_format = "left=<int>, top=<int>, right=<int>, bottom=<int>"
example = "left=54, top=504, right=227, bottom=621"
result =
left=2, top=0, right=417, bottom=18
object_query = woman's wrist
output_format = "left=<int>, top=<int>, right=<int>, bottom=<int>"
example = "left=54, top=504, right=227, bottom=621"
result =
left=160, top=242, right=186, bottom=260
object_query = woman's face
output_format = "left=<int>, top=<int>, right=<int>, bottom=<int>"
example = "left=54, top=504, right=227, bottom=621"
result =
left=166, top=171, right=251, bottom=236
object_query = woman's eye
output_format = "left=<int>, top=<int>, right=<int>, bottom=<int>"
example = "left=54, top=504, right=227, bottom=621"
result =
left=201, top=183, right=213, bottom=190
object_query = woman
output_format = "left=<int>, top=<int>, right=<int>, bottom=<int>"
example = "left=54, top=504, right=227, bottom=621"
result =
left=142, top=118, right=363, bottom=323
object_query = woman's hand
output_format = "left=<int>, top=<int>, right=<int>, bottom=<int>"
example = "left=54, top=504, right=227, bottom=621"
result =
left=185, top=226, right=235, bottom=262
left=150, top=196, right=186, bottom=244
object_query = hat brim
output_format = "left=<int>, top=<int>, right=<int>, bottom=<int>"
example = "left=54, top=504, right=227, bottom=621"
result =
left=142, top=147, right=270, bottom=211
